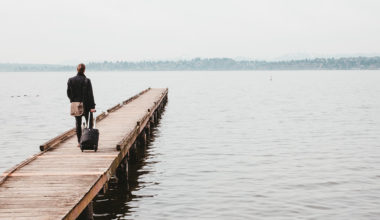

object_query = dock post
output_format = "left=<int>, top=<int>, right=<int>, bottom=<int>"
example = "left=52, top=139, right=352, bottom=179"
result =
left=143, top=131, right=147, bottom=147
left=151, top=115, right=155, bottom=127
left=116, top=156, right=128, bottom=184
left=102, top=181, right=109, bottom=194
left=128, top=142, right=138, bottom=163
left=145, top=124, right=151, bottom=140
left=138, top=132, right=146, bottom=148
left=77, top=201, right=94, bottom=220
left=149, top=117, right=155, bottom=133
left=159, top=103, right=163, bottom=113
left=154, top=111, right=158, bottom=125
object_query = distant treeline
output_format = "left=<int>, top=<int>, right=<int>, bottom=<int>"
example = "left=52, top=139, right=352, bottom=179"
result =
left=0, top=64, right=72, bottom=72
left=1, top=57, right=380, bottom=72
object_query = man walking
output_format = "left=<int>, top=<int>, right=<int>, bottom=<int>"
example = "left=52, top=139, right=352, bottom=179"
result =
left=67, top=63, right=96, bottom=146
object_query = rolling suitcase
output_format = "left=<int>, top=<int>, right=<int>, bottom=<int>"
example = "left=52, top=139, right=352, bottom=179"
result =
left=80, top=112, right=99, bottom=152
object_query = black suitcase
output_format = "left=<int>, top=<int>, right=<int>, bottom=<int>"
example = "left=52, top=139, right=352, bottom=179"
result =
left=80, top=113, right=99, bottom=152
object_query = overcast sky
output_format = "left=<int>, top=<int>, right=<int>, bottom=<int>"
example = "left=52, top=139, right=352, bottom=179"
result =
left=0, top=0, right=379, bottom=64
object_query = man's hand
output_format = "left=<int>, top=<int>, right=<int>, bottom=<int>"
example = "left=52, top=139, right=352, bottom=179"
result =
left=90, top=109, right=96, bottom=112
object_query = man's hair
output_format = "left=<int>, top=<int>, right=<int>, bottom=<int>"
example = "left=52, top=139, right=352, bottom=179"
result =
left=77, top=63, right=86, bottom=74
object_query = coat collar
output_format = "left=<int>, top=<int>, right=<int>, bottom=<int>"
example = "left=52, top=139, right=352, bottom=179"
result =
left=77, top=72, right=86, bottom=77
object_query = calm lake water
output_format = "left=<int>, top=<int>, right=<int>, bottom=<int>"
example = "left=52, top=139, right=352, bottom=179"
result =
left=1, top=71, right=380, bottom=219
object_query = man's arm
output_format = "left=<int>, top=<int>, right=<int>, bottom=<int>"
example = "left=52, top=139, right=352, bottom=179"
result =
left=87, top=79, right=96, bottom=110
left=67, top=79, right=72, bottom=102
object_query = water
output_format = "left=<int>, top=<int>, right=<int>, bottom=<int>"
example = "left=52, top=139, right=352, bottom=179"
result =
left=1, top=71, right=380, bottom=219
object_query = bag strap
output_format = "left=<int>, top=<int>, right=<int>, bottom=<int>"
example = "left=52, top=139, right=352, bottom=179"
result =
left=81, top=78, right=89, bottom=103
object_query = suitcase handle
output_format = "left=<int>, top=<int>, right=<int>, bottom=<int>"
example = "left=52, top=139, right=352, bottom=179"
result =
left=84, top=112, right=96, bottom=129
left=93, top=112, right=97, bottom=129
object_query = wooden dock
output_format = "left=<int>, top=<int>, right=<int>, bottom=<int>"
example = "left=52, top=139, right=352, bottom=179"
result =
left=0, top=88, right=168, bottom=219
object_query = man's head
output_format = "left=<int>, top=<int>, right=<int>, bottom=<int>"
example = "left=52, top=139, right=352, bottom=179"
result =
left=77, top=63, right=86, bottom=74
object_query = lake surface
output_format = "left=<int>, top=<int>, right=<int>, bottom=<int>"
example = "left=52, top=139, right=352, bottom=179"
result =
left=0, top=71, right=380, bottom=219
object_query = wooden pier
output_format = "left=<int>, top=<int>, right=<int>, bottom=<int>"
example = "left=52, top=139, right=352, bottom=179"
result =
left=0, top=88, right=168, bottom=219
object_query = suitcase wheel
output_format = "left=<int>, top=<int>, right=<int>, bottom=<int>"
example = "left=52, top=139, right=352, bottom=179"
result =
left=94, top=146, right=98, bottom=152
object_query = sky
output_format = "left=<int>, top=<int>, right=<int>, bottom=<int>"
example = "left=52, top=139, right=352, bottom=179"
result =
left=0, top=0, right=379, bottom=64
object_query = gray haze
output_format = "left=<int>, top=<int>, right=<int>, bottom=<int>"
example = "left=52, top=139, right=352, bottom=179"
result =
left=0, top=0, right=379, bottom=64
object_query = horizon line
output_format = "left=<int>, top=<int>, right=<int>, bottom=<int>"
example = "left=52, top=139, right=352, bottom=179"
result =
left=1, top=56, right=380, bottom=66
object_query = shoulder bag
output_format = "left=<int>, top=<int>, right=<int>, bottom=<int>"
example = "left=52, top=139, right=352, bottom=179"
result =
left=70, top=78, right=88, bottom=116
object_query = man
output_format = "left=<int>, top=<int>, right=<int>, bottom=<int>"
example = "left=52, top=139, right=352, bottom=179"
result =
left=67, top=63, right=96, bottom=146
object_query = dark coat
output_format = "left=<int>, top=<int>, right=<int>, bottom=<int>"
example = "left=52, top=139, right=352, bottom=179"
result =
left=67, top=73, right=96, bottom=113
